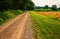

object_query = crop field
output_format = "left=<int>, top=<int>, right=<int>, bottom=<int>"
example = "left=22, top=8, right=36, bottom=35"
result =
left=30, top=11, right=60, bottom=39
left=37, top=12, right=60, bottom=20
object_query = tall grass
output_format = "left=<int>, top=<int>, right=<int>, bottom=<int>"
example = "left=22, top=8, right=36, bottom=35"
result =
left=0, top=10, right=23, bottom=25
left=30, top=11, right=60, bottom=39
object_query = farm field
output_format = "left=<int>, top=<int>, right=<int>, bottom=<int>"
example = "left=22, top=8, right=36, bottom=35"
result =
left=37, top=12, right=60, bottom=20
left=30, top=11, right=60, bottom=39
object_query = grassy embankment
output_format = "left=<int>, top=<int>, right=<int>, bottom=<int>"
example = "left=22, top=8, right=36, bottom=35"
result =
left=0, top=10, right=23, bottom=25
left=30, top=11, right=60, bottom=39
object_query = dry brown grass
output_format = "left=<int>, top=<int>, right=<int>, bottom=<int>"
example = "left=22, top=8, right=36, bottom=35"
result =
left=37, top=12, right=60, bottom=20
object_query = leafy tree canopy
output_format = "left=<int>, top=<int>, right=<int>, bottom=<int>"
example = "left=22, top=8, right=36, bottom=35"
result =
left=0, top=0, right=35, bottom=10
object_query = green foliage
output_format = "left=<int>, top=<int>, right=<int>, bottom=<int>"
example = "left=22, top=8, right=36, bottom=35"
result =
left=51, top=5, right=57, bottom=11
left=30, top=11, right=60, bottom=39
left=20, top=0, right=35, bottom=10
left=58, top=7, right=60, bottom=10
left=34, top=6, right=52, bottom=11
left=44, top=5, right=49, bottom=9
left=34, top=5, right=59, bottom=11
left=0, top=10, right=23, bottom=25
left=0, top=0, right=35, bottom=10
left=0, top=18, right=4, bottom=22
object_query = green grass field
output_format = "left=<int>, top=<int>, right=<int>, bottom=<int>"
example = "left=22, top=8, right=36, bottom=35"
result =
left=30, top=11, right=60, bottom=39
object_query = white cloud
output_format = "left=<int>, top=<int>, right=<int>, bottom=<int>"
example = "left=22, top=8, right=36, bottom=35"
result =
left=32, top=0, right=60, bottom=7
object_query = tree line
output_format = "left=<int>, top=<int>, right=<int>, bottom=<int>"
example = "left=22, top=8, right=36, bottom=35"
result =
left=35, top=5, right=60, bottom=11
left=0, top=0, right=35, bottom=10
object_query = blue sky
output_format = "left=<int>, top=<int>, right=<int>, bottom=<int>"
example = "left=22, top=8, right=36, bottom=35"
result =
left=32, top=0, right=60, bottom=7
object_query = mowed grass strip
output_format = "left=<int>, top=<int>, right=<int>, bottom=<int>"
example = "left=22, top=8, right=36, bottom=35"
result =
left=30, top=11, right=60, bottom=39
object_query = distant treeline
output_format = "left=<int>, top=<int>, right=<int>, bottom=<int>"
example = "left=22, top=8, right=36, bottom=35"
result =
left=35, top=5, right=60, bottom=11
left=0, top=0, right=35, bottom=10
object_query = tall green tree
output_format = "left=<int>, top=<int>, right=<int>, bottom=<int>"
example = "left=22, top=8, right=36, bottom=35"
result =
left=58, top=7, right=60, bottom=10
left=51, top=5, right=57, bottom=11
left=0, top=0, right=35, bottom=10
left=44, top=5, right=49, bottom=9
left=19, top=0, right=35, bottom=10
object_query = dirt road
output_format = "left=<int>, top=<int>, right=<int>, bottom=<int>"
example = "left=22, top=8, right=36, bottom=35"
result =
left=0, top=12, right=33, bottom=39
